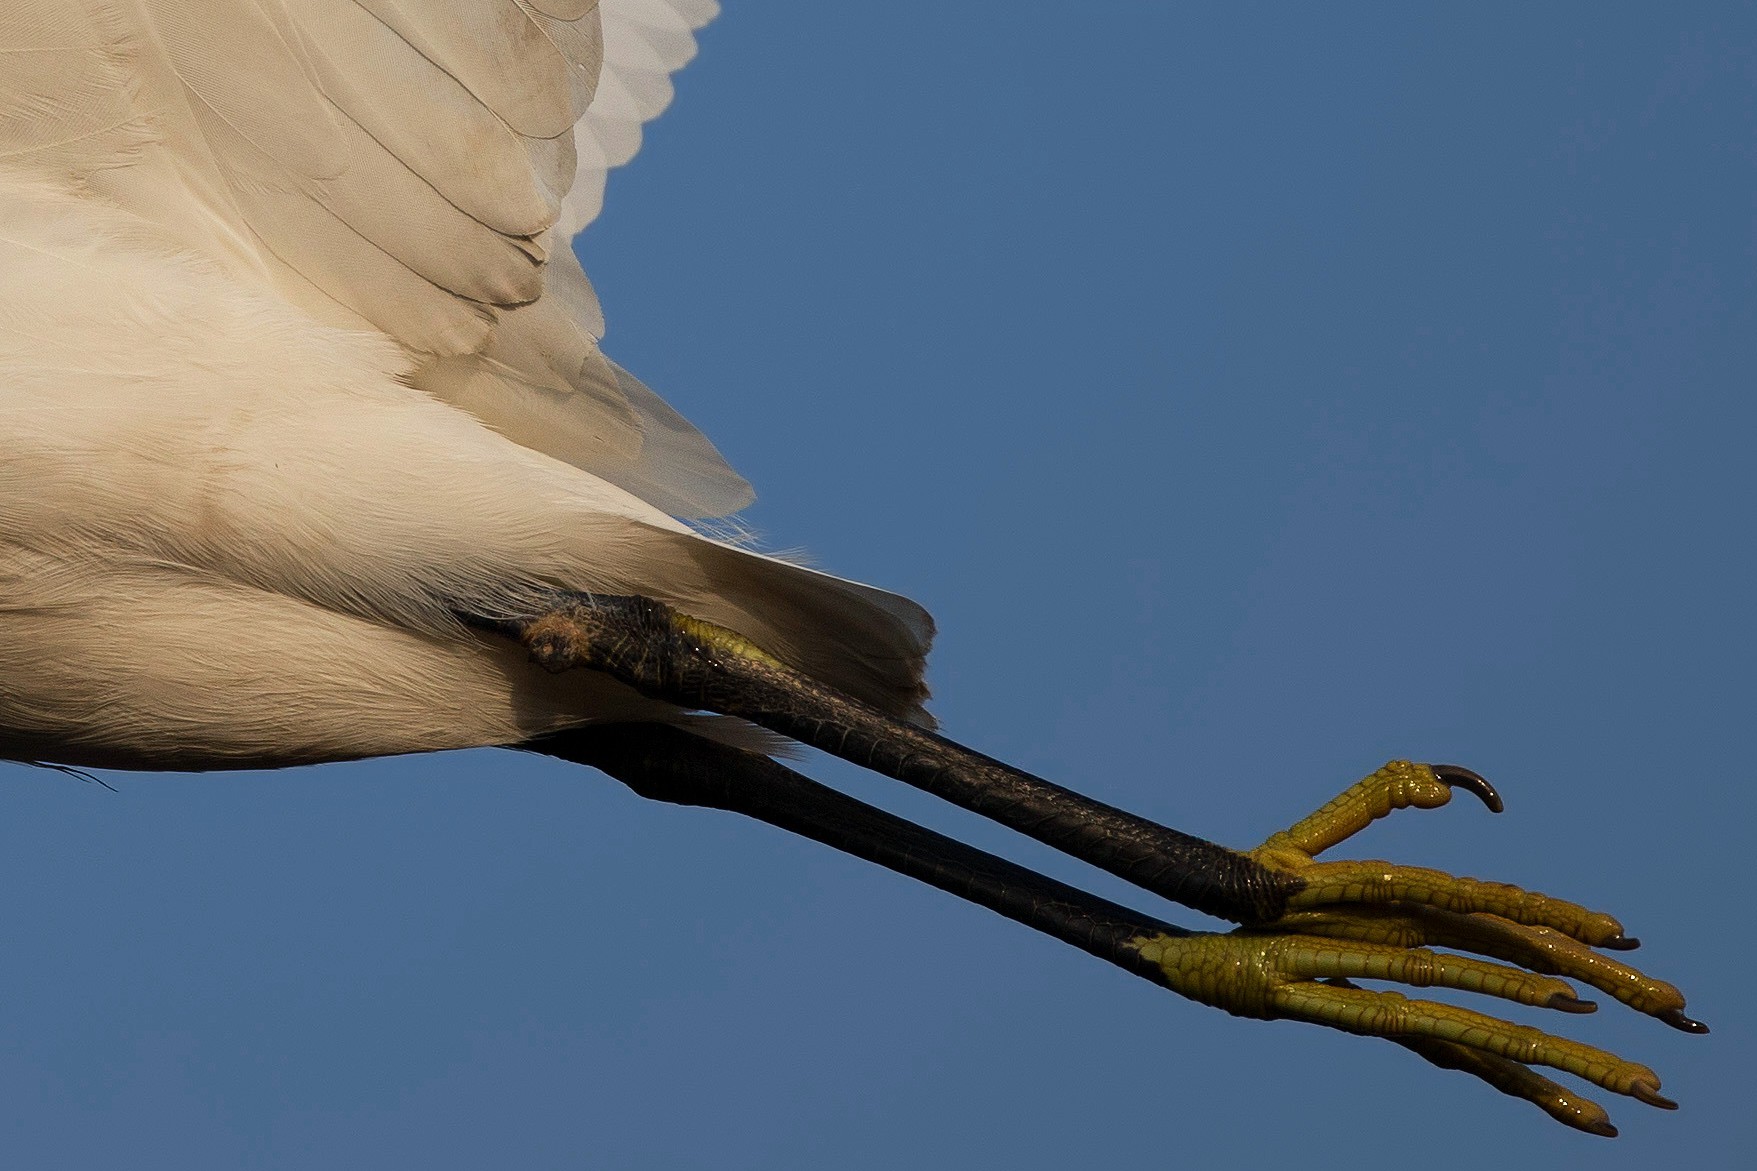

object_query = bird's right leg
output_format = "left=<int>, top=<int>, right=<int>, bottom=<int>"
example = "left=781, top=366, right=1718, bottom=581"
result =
left=478, top=593, right=1296, bottom=923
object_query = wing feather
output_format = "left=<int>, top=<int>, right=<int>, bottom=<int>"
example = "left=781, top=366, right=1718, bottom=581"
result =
left=313, top=109, right=548, bottom=307
left=3, top=1, right=740, bottom=518
left=2, top=0, right=932, bottom=718
left=557, top=0, right=718, bottom=238
left=0, top=8, right=146, bottom=170
left=149, top=0, right=347, bottom=179
left=352, top=0, right=594, bottom=139
left=296, top=0, right=572, bottom=236
left=98, top=0, right=737, bottom=517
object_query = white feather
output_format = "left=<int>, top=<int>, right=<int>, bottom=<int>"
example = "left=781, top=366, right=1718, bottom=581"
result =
left=557, top=0, right=716, bottom=239
left=0, top=5, right=934, bottom=771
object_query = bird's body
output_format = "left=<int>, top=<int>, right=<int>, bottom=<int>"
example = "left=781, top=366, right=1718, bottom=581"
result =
left=1, top=168, right=614, bottom=766
left=0, top=0, right=1701, bottom=1140
left=0, top=1, right=928, bottom=770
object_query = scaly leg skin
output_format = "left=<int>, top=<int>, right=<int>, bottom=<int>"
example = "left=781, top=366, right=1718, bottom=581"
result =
left=485, top=598, right=1704, bottom=1135
left=1128, top=761, right=1705, bottom=1136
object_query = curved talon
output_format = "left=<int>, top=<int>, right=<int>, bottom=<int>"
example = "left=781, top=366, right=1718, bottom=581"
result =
left=1220, top=761, right=1702, bottom=1128
left=1631, top=1081, right=1678, bottom=1110
left=1661, top=1008, right=1710, bottom=1035
left=1264, top=760, right=1486, bottom=860
left=1424, top=763, right=1503, bottom=812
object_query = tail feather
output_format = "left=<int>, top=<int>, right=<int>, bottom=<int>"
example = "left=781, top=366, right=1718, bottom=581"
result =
left=617, top=521, right=936, bottom=728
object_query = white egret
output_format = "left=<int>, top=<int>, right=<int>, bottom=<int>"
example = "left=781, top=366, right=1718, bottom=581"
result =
left=0, top=0, right=1702, bottom=1137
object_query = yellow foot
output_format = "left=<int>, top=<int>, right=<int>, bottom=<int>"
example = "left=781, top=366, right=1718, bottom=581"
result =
left=1129, top=761, right=1704, bottom=1137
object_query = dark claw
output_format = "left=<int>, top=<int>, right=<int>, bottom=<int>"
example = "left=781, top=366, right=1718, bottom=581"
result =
left=1601, top=935, right=1641, bottom=951
left=1546, top=993, right=1597, bottom=1014
left=1425, top=763, right=1503, bottom=813
left=1660, top=1008, right=1709, bottom=1035
left=1631, top=1081, right=1678, bottom=1110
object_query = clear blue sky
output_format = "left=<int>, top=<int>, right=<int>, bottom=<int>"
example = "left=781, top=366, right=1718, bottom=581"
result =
left=1, top=3, right=1750, bottom=1167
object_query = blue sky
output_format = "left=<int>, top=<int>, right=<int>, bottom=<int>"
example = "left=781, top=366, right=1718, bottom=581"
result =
left=1, top=3, right=1751, bottom=1167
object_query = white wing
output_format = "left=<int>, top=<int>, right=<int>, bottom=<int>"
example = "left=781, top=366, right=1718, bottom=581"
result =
left=558, top=0, right=721, bottom=239
left=2, top=0, right=747, bottom=519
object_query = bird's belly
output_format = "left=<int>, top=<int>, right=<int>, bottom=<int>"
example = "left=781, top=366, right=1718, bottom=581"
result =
left=0, top=173, right=682, bottom=769
left=0, top=545, right=643, bottom=771
left=0, top=170, right=931, bottom=767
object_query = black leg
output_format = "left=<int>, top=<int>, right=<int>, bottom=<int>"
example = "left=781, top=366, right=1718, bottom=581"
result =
left=540, top=722, right=1189, bottom=987
left=476, top=594, right=1704, bottom=1133
left=480, top=593, right=1295, bottom=924
left=532, top=722, right=1694, bottom=1134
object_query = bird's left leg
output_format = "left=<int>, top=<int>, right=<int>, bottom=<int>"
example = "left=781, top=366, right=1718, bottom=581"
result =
left=474, top=592, right=1702, bottom=1128
left=1236, top=760, right=1700, bottom=1026
left=535, top=723, right=1667, bottom=1135
left=1121, top=759, right=1702, bottom=1133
